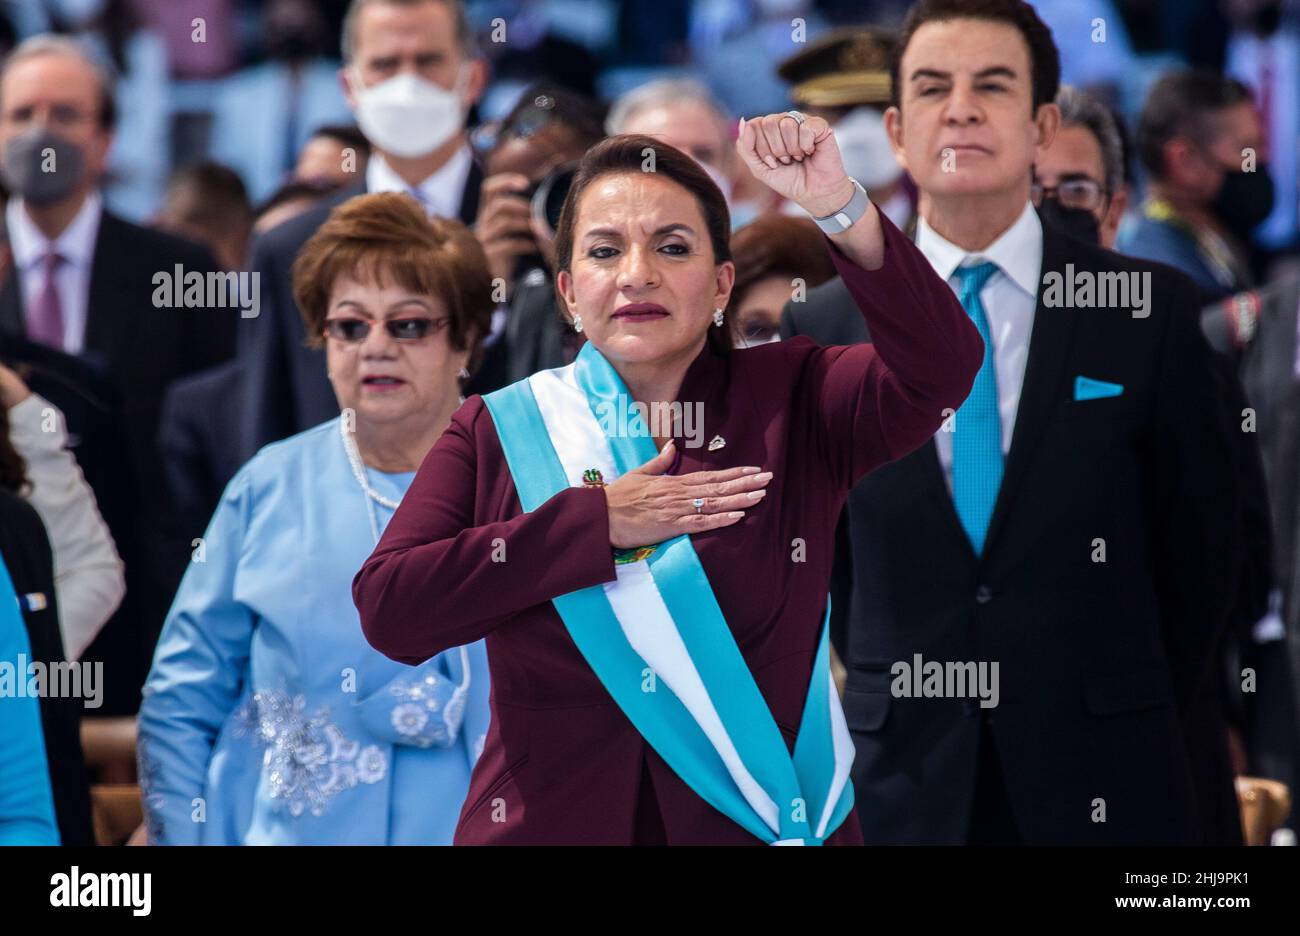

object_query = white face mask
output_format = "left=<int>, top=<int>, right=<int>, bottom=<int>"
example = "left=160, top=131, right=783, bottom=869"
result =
left=351, top=67, right=466, bottom=159
left=832, top=107, right=903, bottom=192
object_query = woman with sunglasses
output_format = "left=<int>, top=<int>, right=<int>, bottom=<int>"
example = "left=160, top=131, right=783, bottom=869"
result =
left=137, top=193, right=493, bottom=845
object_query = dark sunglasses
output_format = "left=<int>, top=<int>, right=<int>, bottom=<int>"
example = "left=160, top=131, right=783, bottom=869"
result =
left=323, top=317, right=449, bottom=343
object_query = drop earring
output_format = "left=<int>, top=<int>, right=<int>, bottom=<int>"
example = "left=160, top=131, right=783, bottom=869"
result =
left=572, top=311, right=583, bottom=333
left=713, top=307, right=725, bottom=327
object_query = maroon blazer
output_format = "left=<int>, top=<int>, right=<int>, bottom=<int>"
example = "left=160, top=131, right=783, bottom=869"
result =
left=354, top=214, right=982, bottom=844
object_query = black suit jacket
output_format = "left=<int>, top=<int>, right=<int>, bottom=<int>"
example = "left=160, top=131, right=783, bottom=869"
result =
left=502, top=263, right=573, bottom=385
left=237, top=159, right=485, bottom=460
left=158, top=358, right=245, bottom=550
left=0, top=491, right=94, bottom=846
left=784, top=226, right=1239, bottom=844
left=0, top=209, right=235, bottom=714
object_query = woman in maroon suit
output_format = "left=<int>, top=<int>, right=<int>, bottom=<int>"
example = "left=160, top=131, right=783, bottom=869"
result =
left=354, top=112, right=983, bottom=844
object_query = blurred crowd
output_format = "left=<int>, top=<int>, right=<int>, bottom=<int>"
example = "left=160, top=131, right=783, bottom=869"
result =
left=1, top=0, right=1299, bottom=846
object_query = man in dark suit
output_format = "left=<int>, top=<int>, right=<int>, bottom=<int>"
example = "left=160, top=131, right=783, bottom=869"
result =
left=783, top=0, right=1238, bottom=844
left=0, top=36, right=235, bottom=714
left=238, top=0, right=490, bottom=459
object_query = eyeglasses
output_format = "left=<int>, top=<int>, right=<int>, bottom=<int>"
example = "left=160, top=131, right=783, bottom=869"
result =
left=1030, top=178, right=1107, bottom=213
left=323, top=317, right=449, bottom=343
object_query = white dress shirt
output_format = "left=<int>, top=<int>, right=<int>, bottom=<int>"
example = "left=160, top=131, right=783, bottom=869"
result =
left=916, top=201, right=1043, bottom=489
left=8, top=392, right=125, bottom=661
left=365, top=143, right=473, bottom=221
left=6, top=192, right=103, bottom=355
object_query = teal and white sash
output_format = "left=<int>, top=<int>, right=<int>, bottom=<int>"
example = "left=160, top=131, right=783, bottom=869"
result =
left=482, top=344, right=854, bottom=845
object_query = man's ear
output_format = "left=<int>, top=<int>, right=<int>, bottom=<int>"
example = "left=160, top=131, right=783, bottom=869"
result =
left=339, top=65, right=358, bottom=110
left=464, top=57, right=490, bottom=107
left=1033, top=102, right=1060, bottom=151
left=1101, top=184, right=1129, bottom=249
left=884, top=106, right=908, bottom=173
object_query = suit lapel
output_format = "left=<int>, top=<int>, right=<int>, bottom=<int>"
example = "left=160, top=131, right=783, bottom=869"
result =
left=458, top=157, right=483, bottom=226
left=83, top=210, right=125, bottom=356
left=980, top=227, right=1080, bottom=558
left=0, top=264, right=22, bottom=337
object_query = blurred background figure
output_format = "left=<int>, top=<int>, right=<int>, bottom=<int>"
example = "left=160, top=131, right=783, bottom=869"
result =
left=0, top=34, right=234, bottom=716
left=0, top=387, right=95, bottom=846
left=50, top=0, right=172, bottom=223
left=207, top=0, right=352, bottom=203
left=237, top=0, right=489, bottom=461
left=1, top=361, right=123, bottom=664
left=294, top=122, right=371, bottom=186
left=1119, top=69, right=1271, bottom=298
left=252, top=177, right=342, bottom=235
left=1032, top=85, right=1130, bottom=248
left=153, top=162, right=253, bottom=272
left=727, top=214, right=835, bottom=347
left=605, top=77, right=762, bottom=226
left=776, top=26, right=915, bottom=230
left=475, top=82, right=606, bottom=383
left=1223, top=0, right=1300, bottom=253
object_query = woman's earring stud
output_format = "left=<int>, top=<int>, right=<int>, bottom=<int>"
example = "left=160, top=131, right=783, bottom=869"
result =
left=713, top=307, right=725, bottom=327
left=573, top=312, right=583, bottom=333
left=458, top=366, right=470, bottom=380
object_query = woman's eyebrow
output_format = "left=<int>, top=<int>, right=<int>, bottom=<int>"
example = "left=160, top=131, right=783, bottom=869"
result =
left=582, top=223, right=696, bottom=242
left=331, top=299, right=373, bottom=316
left=382, top=298, right=434, bottom=314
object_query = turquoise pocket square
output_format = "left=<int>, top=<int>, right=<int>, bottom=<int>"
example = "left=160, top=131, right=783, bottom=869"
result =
left=1074, top=376, right=1124, bottom=401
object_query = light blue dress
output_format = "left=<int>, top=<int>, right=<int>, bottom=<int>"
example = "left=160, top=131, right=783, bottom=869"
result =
left=0, top=555, right=59, bottom=845
left=137, top=418, right=490, bottom=845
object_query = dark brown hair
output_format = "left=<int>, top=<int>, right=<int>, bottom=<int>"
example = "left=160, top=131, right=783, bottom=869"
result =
left=727, top=215, right=837, bottom=317
left=552, top=133, right=734, bottom=355
left=292, top=192, right=493, bottom=373
left=890, top=0, right=1061, bottom=113
left=1136, top=70, right=1254, bottom=180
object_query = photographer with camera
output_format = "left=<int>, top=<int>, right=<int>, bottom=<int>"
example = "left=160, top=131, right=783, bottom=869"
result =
left=474, top=84, right=606, bottom=383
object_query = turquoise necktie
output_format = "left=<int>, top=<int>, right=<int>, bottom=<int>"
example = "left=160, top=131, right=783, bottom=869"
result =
left=952, top=261, right=1002, bottom=554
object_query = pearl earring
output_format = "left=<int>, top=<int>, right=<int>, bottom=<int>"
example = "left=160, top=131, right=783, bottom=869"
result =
left=573, top=311, right=583, bottom=333
left=713, top=307, right=725, bottom=327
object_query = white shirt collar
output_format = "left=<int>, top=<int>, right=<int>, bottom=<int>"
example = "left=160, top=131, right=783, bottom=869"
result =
left=6, top=191, right=103, bottom=271
left=916, top=200, right=1042, bottom=297
left=365, top=143, right=473, bottom=219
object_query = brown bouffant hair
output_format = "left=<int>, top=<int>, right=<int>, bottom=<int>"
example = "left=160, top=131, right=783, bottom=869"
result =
left=292, top=192, right=494, bottom=375
left=552, top=133, right=735, bottom=356
left=890, top=0, right=1060, bottom=114
left=727, top=215, right=837, bottom=318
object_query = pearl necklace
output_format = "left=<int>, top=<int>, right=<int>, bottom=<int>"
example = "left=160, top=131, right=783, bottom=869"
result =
left=339, top=402, right=464, bottom=543
left=341, top=420, right=395, bottom=545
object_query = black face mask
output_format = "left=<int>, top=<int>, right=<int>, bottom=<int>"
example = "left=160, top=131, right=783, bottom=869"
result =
left=1214, top=165, right=1275, bottom=241
left=1037, top=198, right=1101, bottom=246
left=1, top=127, right=86, bottom=205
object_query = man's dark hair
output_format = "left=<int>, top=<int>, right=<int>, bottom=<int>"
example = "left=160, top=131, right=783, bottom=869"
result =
left=310, top=124, right=372, bottom=158
left=889, top=0, right=1060, bottom=113
left=497, top=83, right=607, bottom=152
left=1136, top=70, right=1254, bottom=180
left=165, top=162, right=252, bottom=227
